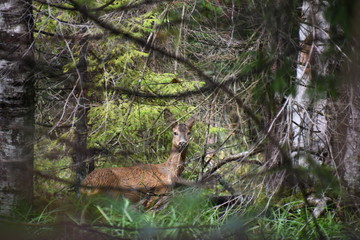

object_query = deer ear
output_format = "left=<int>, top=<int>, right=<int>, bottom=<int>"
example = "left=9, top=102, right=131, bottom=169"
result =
left=164, top=109, right=177, bottom=128
left=185, top=113, right=197, bottom=129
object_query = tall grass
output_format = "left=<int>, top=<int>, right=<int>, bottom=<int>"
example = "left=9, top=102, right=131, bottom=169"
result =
left=247, top=200, right=359, bottom=239
left=83, top=189, right=224, bottom=239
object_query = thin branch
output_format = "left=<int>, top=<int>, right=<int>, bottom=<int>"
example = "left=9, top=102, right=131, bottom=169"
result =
left=34, top=29, right=104, bottom=40
left=206, top=148, right=263, bottom=176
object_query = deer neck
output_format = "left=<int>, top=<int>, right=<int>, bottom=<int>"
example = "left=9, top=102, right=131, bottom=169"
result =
left=164, top=147, right=187, bottom=177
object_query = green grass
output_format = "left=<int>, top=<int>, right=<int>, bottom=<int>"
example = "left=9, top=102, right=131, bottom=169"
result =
left=248, top=200, right=359, bottom=239
left=3, top=189, right=360, bottom=240
left=81, top=189, right=223, bottom=239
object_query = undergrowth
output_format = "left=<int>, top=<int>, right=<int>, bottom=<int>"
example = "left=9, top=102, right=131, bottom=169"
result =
left=248, top=200, right=353, bottom=239
left=2, top=189, right=360, bottom=240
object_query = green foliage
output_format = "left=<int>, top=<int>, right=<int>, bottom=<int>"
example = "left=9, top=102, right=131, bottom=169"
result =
left=188, top=0, right=225, bottom=23
left=325, top=0, right=354, bottom=37
left=271, top=60, right=295, bottom=97
left=309, top=74, right=339, bottom=99
left=209, top=126, right=227, bottom=135
left=140, top=72, right=205, bottom=94
left=34, top=136, right=74, bottom=196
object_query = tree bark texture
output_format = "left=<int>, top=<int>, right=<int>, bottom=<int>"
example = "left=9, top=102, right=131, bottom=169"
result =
left=0, top=0, right=34, bottom=215
left=72, top=40, right=89, bottom=194
left=333, top=2, right=360, bottom=198
left=334, top=73, right=360, bottom=198
left=290, top=0, right=330, bottom=168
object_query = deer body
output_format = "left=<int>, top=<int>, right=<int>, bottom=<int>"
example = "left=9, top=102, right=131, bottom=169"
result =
left=81, top=110, right=196, bottom=207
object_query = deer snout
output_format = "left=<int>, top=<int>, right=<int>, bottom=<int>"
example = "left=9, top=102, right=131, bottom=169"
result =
left=178, top=140, right=187, bottom=150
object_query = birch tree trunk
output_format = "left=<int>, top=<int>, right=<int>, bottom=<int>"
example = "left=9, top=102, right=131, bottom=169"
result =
left=0, top=0, right=34, bottom=215
left=290, top=0, right=330, bottom=173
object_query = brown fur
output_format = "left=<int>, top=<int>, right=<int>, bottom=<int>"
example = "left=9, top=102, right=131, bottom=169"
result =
left=81, top=110, right=196, bottom=207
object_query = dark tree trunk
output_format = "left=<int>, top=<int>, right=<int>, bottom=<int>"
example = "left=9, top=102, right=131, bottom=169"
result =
left=334, top=79, right=360, bottom=199
left=333, top=5, right=360, bottom=199
left=72, top=40, right=89, bottom=194
left=0, top=0, right=34, bottom=215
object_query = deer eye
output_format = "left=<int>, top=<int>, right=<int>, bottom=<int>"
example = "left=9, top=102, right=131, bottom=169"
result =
left=173, top=131, right=178, bottom=136
left=188, top=131, right=191, bottom=135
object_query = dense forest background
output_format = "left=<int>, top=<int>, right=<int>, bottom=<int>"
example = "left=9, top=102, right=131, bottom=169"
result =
left=1, top=0, right=360, bottom=239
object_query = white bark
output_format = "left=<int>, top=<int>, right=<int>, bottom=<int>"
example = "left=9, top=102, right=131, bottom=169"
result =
left=290, top=0, right=330, bottom=167
left=0, top=0, right=34, bottom=215
left=342, top=98, right=360, bottom=192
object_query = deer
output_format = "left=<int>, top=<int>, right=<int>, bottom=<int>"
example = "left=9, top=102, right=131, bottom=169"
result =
left=80, top=109, right=197, bottom=208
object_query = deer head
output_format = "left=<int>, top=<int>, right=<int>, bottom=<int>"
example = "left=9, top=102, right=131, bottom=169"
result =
left=164, top=109, right=196, bottom=152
